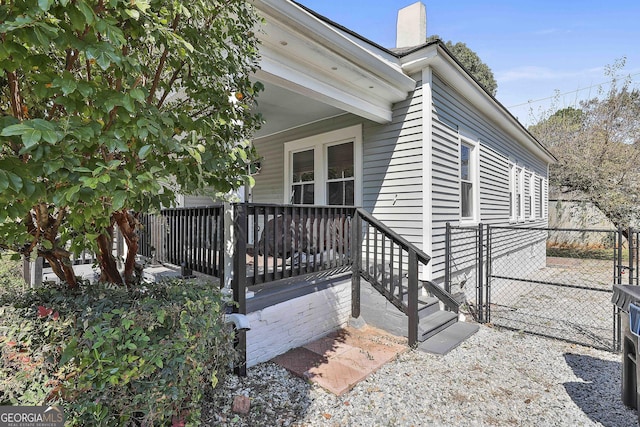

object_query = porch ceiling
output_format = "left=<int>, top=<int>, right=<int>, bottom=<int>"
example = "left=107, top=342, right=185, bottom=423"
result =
left=250, top=0, right=416, bottom=136
left=252, top=81, right=345, bottom=139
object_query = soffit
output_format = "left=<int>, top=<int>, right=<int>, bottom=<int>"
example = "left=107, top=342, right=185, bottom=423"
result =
left=251, top=0, right=416, bottom=126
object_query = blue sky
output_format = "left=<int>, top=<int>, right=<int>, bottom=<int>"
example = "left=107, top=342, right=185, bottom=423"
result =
left=297, top=0, right=640, bottom=126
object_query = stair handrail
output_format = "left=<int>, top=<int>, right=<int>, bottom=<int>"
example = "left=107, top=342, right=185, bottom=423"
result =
left=421, top=279, right=460, bottom=313
left=353, top=208, right=435, bottom=346
left=354, top=208, right=431, bottom=264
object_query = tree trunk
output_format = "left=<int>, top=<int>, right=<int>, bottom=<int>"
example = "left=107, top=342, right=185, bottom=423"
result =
left=40, top=251, right=77, bottom=289
left=114, top=210, right=142, bottom=287
left=97, top=226, right=124, bottom=286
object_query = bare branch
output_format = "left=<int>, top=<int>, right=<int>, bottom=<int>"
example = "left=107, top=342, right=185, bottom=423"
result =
left=146, top=14, right=181, bottom=105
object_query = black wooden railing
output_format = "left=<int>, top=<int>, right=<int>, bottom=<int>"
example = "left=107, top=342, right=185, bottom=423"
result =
left=138, top=204, right=440, bottom=348
left=242, top=204, right=353, bottom=287
left=351, top=208, right=431, bottom=347
left=139, top=206, right=225, bottom=278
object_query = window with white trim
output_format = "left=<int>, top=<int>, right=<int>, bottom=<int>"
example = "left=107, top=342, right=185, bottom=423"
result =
left=517, top=167, right=524, bottom=220
left=459, top=137, right=479, bottom=223
left=284, top=125, right=362, bottom=206
left=536, top=176, right=543, bottom=218
left=326, top=142, right=354, bottom=205
left=527, top=172, right=534, bottom=220
left=509, top=163, right=516, bottom=221
left=291, top=149, right=315, bottom=204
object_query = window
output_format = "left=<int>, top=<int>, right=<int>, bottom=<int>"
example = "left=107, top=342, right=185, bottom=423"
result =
left=291, top=149, right=314, bottom=204
left=284, top=125, right=362, bottom=206
left=516, top=167, right=524, bottom=220
left=527, top=172, right=533, bottom=219
left=510, top=165, right=525, bottom=221
left=460, top=144, right=473, bottom=219
left=509, top=163, right=516, bottom=221
left=536, top=177, right=542, bottom=218
left=326, top=142, right=354, bottom=205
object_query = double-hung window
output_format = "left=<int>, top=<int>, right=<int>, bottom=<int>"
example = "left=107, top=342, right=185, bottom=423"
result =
left=285, top=125, right=362, bottom=206
left=326, top=142, right=355, bottom=205
left=460, top=144, right=474, bottom=219
left=291, top=150, right=315, bottom=204
left=459, top=135, right=478, bottom=223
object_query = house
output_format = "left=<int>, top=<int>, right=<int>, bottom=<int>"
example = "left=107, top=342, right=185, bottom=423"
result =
left=172, top=0, right=556, bottom=367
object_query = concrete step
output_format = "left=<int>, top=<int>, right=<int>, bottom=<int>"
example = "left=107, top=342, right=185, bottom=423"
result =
left=418, top=310, right=458, bottom=341
left=418, top=322, right=480, bottom=355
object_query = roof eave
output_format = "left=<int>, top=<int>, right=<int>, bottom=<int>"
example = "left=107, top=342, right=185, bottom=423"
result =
left=401, top=43, right=556, bottom=164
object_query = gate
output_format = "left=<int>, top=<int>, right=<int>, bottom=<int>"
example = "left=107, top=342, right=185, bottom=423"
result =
left=445, top=224, right=639, bottom=351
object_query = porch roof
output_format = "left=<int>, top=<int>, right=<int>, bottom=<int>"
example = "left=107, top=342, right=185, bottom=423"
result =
left=251, top=0, right=416, bottom=138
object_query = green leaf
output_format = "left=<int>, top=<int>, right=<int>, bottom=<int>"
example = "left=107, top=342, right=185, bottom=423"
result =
left=6, top=172, right=22, bottom=192
left=38, top=0, right=54, bottom=12
left=130, top=88, right=145, bottom=101
left=138, top=145, right=152, bottom=159
left=42, top=240, right=53, bottom=250
left=52, top=73, right=78, bottom=96
left=124, top=9, right=140, bottom=20
left=1, top=123, right=31, bottom=137
left=112, top=191, right=127, bottom=210
left=21, top=129, right=42, bottom=149
left=77, top=1, right=95, bottom=24
left=65, top=185, right=81, bottom=202
left=122, top=95, right=134, bottom=113
left=59, top=337, right=78, bottom=366
left=0, top=171, right=9, bottom=192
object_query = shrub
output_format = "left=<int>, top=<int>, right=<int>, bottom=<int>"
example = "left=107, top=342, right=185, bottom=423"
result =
left=0, top=251, right=26, bottom=297
left=0, top=279, right=237, bottom=426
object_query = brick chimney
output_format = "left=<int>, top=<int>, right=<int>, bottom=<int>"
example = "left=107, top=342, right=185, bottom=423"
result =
left=396, top=2, right=427, bottom=48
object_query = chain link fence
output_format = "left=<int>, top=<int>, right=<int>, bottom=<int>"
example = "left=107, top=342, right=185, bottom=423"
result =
left=446, top=224, right=637, bottom=351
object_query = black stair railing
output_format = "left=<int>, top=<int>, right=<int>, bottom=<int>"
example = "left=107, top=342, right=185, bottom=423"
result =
left=351, top=208, right=432, bottom=347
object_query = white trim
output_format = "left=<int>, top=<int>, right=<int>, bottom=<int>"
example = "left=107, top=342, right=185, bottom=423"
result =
left=458, top=131, right=480, bottom=226
left=517, top=166, right=525, bottom=221
left=422, top=67, right=433, bottom=281
left=509, top=162, right=516, bottom=222
left=528, top=172, right=535, bottom=221
left=400, top=44, right=555, bottom=165
left=283, top=125, right=363, bottom=206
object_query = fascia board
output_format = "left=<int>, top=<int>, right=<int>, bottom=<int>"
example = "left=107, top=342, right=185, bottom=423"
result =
left=258, top=30, right=410, bottom=103
left=252, top=0, right=415, bottom=94
left=256, top=56, right=393, bottom=123
left=401, top=46, right=556, bottom=164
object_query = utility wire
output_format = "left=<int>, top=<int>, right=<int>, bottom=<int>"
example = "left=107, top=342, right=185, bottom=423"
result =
left=508, top=72, right=640, bottom=108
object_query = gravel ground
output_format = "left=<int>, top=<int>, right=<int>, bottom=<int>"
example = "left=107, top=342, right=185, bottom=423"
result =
left=202, top=325, right=636, bottom=427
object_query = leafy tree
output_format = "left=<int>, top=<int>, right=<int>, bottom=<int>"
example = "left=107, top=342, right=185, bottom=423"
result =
left=529, top=60, right=640, bottom=233
left=427, top=35, right=497, bottom=96
left=0, top=0, right=263, bottom=288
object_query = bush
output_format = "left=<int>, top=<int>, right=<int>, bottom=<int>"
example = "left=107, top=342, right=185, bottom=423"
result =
left=0, top=279, right=237, bottom=426
left=0, top=251, right=25, bottom=297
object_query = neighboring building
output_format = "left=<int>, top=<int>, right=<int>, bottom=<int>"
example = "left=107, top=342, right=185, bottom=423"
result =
left=177, top=0, right=555, bottom=365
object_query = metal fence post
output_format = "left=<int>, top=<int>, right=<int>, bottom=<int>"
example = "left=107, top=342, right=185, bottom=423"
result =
left=629, top=227, right=635, bottom=286
left=484, top=224, right=491, bottom=324
left=445, top=222, right=451, bottom=293
left=477, top=223, right=484, bottom=323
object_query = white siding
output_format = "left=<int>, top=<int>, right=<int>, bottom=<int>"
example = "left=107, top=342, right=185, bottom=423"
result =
left=430, top=73, right=549, bottom=280
left=363, top=81, right=424, bottom=250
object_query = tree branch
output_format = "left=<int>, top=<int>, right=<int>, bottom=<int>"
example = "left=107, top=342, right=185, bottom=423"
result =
left=146, top=14, right=181, bottom=105
left=6, top=70, right=24, bottom=121
left=156, top=61, right=185, bottom=109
